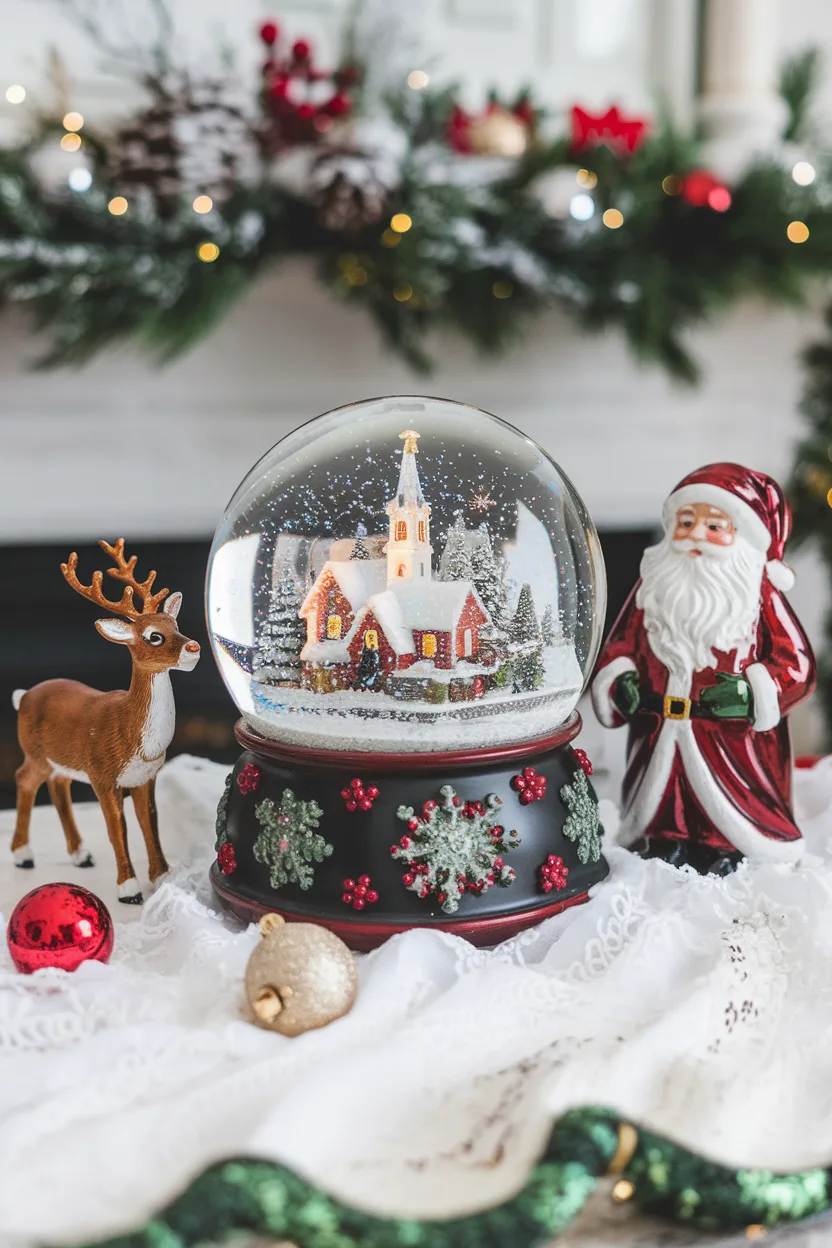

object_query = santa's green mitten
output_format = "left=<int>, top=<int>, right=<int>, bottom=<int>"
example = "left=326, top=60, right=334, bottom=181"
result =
left=699, top=672, right=753, bottom=719
left=613, top=670, right=641, bottom=718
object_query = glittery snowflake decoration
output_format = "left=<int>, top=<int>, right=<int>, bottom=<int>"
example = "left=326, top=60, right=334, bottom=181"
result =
left=392, top=785, right=517, bottom=914
left=560, top=769, right=603, bottom=864
left=253, top=789, right=331, bottom=890
left=469, top=489, right=497, bottom=512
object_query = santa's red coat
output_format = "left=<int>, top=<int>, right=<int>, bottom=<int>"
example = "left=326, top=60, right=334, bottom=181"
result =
left=591, top=579, right=816, bottom=861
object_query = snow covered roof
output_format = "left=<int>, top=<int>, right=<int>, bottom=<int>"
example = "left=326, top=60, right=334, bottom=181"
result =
left=361, top=592, right=413, bottom=656
left=384, top=582, right=484, bottom=630
left=300, top=559, right=387, bottom=616
left=300, top=638, right=351, bottom=664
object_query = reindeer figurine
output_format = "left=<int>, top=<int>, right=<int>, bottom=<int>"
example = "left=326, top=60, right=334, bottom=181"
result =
left=11, top=540, right=200, bottom=903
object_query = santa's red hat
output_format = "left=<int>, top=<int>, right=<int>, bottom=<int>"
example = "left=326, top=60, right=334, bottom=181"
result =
left=662, top=462, right=795, bottom=592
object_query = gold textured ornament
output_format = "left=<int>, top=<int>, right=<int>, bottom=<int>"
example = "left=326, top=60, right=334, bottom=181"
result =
left=468, top=108, right=529, bottom=158
left=245, top=914, right=358, bottom=1036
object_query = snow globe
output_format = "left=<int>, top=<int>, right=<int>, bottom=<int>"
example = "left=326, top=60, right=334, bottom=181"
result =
left=207, top=396, right=609, bottom=948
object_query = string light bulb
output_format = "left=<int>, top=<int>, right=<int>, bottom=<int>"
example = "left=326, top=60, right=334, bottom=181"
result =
left=381, top=229, right=401, bottom=247
left=576, top=169, right=597, bottom=189
left=60, top=133, right=82, bottom=152
left=5, top=85, right=26, bottom=104
left=792, top=161, right=816, bottom=186
left=603, top=208, right=624, bottom=229
left=826, top=487, right=832, bottom=508
left=787, top=220, right=810, bottom=244
left=192, top=194, right=213, bottom=214
left=611, top=1180, right=635, bottom=1203
left=390, top=213, right=412, bottom=233
left=107, top=196, right=128, bottom=216
left=68, top=167, right=92, bottom=192
left=707, top=186, right=731, bottom=212
left=393, top=283, right=412, bottom=302
left=569, top=193, right=595, bottom=221
left=62, top=111, right=84, bottom=132
left=197, top=242, right=220, bottom=262
left=492, top=280, right=513, bottom=299
left=407, top=70, right=429, bottom=90
left=662, top=174, right=683, bottom=196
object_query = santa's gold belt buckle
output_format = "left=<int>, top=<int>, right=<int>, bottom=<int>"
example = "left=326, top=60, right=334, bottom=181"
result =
left=664, top=695, right=691, bottom=720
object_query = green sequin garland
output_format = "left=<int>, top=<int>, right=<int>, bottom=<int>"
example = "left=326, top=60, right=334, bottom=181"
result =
left=77, top=1108, right=832, bottom=1247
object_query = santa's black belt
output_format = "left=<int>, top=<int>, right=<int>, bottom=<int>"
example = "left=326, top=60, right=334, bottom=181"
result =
left=639, top=694, right=709, bottom=720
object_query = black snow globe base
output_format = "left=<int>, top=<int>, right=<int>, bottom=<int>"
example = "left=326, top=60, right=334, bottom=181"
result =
left=211, top=714, right=608, bottom=951
left=206, top=395, right=610, bottom=951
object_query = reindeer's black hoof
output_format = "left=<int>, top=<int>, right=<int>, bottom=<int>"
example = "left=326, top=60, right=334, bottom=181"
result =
left=14, top=858, right=34, bottom=869
left=75, top=854, right=95, bottom=868
left=119, top=892, right=143, bottom=905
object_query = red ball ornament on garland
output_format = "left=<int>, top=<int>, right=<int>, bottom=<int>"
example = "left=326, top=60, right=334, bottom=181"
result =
left=7, top=883, right=114, bottom=974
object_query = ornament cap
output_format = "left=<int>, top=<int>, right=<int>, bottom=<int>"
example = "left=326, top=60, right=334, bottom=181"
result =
left=259, top=912, right=286, bottom=937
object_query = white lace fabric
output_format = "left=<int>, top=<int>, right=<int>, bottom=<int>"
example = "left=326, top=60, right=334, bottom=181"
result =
left=1, top=754, right=832, bottom=1245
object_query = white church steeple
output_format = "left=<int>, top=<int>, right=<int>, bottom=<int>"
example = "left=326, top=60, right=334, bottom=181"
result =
left=386, top=429, right=433, bottom=583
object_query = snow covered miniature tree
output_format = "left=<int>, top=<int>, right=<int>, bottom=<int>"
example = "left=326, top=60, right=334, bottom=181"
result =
left=253, top=789, right=331, bottom=890
left=540, top=604, right=558, bottom=646
left=511, top=582, right=545, bottom=692
left=354, top=643, right=382, bottom=690
left=255, top=557, right=306, bottom=685
left=470, top=523, right=510, bottom=634
left=441, top=514, right=474, bottom=581
left=350, top=535, right=371, bottom=560
left=392, top=785, right=518, bottom=914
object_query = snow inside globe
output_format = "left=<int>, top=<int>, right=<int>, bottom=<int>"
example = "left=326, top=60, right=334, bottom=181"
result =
left=207, top=395, right=606, bottom=753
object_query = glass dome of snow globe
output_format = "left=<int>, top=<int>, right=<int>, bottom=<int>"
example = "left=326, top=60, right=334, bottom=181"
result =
left=207, top=395, right=606, bottom=754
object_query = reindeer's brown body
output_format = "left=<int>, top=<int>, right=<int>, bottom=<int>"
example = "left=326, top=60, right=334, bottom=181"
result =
left=12, top=540, right=200, bottom=903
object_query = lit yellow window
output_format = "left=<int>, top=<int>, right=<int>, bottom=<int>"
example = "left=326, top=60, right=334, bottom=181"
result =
left=365, top=629, right=379, bottom=650
left=418, top=520, right=426, bottom=542
left=327, top=614, right=341, bottom=639
left=396, top=520, right=407, bottom=541
left=423, top=633, right=437, bottom=658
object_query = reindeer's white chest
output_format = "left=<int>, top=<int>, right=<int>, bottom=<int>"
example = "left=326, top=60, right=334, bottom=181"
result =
left=116, top=673, right=175, bottom=788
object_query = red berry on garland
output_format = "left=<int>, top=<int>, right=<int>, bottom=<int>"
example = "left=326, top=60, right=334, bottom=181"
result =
left=292, top=39, right=312, bottom=62
left=298, top=103, right=315, bottom=119
left=350, top=778, right=363, bottom=790
left=340, top=788, right=351, bottom=800
left=270, top=76, right=290, bottom=100
left=539, top=854, right=569, bottom=893
left=259, top=20, right=279, bottom=46
left=367, top=786, right=380, bottom=800
left=573, top=749, right=593, bottom=777
left=346, top=800, right=357, bottom=812
left=336, top=65, right=360, bottom=89
left=342, top=875, right=379, bottom=910
left=359, top=798, right=372, bottom=811
left=325, top=93, right=351, bottom=117
left=681, top=170, right=721, bottom=208
left=7, top=883, right=114, bottom=974
left=218, top=843, right=237, bottom=875
left=408, top=818, right=419, bottom=832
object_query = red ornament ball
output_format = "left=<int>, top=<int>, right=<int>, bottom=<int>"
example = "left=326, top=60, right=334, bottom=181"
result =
left=7, top=883, right=114, bottom=974
left=681, top=170, right=720, bottom=208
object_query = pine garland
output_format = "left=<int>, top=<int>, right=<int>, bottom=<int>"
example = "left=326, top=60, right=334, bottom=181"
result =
left=1, top=27, right=830, bottom=379
left=214, top=773, right=233, bottom=850
left=253, top=790, right=331, bottom=890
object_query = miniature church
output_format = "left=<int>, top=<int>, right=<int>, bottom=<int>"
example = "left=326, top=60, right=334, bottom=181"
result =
left=299, top=430, right=494, bottom=697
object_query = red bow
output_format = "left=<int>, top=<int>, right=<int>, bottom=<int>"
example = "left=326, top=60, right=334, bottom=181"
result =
left=571, top=105, right=647, bottom=156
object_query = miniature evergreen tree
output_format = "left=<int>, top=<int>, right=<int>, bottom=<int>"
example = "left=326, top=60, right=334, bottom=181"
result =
left=350, top=535, right=371, bottom=560
left=470, top=523, right=510, bottom=634
left=392, top=786, right=518, bottom=914
left=541, top=604, right=557, bottom=646
left=253, top=789, right=331, bottom=890
left=441, top=514, right=474, bottom=581
left=255, top=557, right=306, bottom=684
left=354, top=643, right=382, bottom=690
left=511, top=583, right=545, bottom=692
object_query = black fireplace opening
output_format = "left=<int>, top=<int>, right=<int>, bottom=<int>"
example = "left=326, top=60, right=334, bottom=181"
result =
left=0, top=530, right=654, bottom=809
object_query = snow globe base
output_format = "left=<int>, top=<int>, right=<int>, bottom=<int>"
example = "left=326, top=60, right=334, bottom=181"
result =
left=210, top=714, right=609, bottom=951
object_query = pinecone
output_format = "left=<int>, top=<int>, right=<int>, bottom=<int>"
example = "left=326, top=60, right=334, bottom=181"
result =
left=311, top=152, right=389, bottom=233
left=108, top=77, right=258, bottom=215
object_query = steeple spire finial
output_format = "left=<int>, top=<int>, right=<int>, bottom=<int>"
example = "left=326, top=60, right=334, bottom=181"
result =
left=400, top=429, right=420, bottom=455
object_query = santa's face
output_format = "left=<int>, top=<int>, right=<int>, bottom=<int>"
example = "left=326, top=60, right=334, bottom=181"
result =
left=636, top=505, right=766, bottom=681
left=673, top=504, right=735, bottom=550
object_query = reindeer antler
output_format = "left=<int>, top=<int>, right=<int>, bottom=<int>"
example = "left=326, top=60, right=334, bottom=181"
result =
left=60, top=540, right=169, bottom=619
left=99, top=539, right=169, bottom=615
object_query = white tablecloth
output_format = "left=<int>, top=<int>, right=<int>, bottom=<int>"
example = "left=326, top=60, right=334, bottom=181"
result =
left=2, top=754, right=832, bottom=1246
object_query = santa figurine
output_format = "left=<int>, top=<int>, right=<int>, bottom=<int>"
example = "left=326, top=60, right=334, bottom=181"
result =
left=591, top=463, right=816, bottom=874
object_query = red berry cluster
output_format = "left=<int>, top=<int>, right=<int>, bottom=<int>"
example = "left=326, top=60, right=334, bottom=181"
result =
left=342, top=875, right=379, bottom=910
left=217, top=843, right=237, bottom=875
left=539, top=854, right=568, bottom=893
left=236, top=763, right=262, bottom=795
left=341, top=778, right=380, bottom=813
left=258, top=19, right=359, bottom=153
left=511, top=767, right=547, bottom=804
left=573, top=749, right=593, bottom=777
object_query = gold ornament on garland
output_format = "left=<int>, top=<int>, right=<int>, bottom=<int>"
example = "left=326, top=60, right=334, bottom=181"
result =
left=245, top=913, right=358, bottom=1036
left=468, top=107, right=530, bottom=158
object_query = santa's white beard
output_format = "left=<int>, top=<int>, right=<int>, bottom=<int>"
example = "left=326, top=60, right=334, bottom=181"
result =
left=636, top=535, right=766, bottom=679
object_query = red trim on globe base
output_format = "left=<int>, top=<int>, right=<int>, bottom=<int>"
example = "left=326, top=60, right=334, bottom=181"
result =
left=234, top=712, right=583, bottom=774
left=210, top=864, right=590, bottom=951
